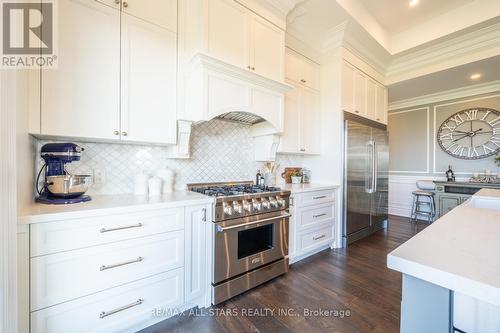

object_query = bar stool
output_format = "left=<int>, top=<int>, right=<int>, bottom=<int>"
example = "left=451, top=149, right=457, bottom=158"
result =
left=410, top=190, right=436, bottom=224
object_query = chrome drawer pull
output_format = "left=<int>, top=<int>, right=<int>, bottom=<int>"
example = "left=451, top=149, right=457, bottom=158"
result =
left=100, top=223, right=143, bottom=233
left=313, top=195, right=327, bottom=200
left=313, top=234, right=326, bottom=241
left=100, top=257, right=143, bottom=271
left=99, top=299, right=143, bottom=319
left=313, top=213, right=327, bottom=218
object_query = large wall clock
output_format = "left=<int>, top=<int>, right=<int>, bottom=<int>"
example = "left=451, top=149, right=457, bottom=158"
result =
left=437, top=107, right=500, bottom=160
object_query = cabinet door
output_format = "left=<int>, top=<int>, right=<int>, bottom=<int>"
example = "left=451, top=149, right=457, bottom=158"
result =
left=301, top=58, right=320, bottom=90
left=366, top=78, right=377, bottom=120
left=185, top=205, right=210, bottom=303
left=375, top=84, right=387, bottom=124
left=285, top=49, right=302, bottom=84
left=278, top=85, right=300, bottom=153
left=121, top=13, right=177, bottom=144
left=41, top=0, right=120, bottom=140
left=438, top=195, right=461, bottom=217
left=341, top=62, right=355, bottom=114
left=122, top=0, right=177, bottom=32
left=207, top=0, right=249, bottom=70
left=250, top=15, right=285, bottom=82
left=354, top=70, right=367, bottom=116
left=299, top=87, right=321, bottom=154
left=94, top=0, right=121, bottom=10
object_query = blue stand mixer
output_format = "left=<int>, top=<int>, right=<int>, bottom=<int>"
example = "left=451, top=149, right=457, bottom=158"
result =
left=36, top=143, right=92, bottom=204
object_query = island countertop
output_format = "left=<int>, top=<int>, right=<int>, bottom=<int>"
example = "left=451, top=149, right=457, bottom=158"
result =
left=387, top=189, right=500, bottom=307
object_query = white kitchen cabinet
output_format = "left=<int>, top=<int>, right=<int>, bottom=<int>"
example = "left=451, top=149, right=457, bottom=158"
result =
left=278, top=84, right=321, bottom=155
left=40, top=0, right=121, bottom=140
left=121, top=12, right=177, bottom=144
left=35, top=0, right=178, bottom=145
left=289, top=188, right=336, bottom=264
left=251, top=15, right=285, bottom=82
left=122, top=0, right=177, bottom=32
left=285, top=49, right=320, bottom=90
left=183, top=0, right=285, bottom=83
left=184, top=204, right=212, bottom=304
left=341, top=60, right=388, bottom=124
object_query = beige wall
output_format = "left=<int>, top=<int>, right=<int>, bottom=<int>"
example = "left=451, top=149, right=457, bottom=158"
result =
left=388, top=92, right=500, bottom=176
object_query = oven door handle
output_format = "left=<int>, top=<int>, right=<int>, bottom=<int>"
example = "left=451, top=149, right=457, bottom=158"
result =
left=216, top=213, right=291, bottom=232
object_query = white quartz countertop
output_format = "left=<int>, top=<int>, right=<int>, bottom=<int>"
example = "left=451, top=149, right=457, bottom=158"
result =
left=387, top=189, right=500, bottom=307
left=278, top=183, right=339, bottom=193
left=18, top=191, right=214, bottom=224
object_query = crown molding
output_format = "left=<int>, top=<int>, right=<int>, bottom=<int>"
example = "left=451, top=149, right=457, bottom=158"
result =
left=388, top=79, right=500, bottom=110
left=386, top=22, right=500, bottom=84
left=264, top=0, right=302, bottom=15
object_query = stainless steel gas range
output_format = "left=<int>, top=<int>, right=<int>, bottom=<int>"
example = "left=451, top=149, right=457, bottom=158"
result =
left=187, top=181, right=291, bottom=304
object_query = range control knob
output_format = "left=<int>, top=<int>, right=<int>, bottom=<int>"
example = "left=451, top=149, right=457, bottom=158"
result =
left=233, top=201, right=243, bottom=214
left=252, top=199, right=262, bottom=211
left=223, top=202, right=233, bottom=216
left=276, top=196, right=286, bottom=207
left=261, top=199, right=271, bottom=209
left=269, top=198, right=278, bottom=208
left=242, top=200, right=252, bottom=212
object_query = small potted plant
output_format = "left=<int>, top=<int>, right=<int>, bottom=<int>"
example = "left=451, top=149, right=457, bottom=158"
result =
left=291, top=170, right=302, bottom=184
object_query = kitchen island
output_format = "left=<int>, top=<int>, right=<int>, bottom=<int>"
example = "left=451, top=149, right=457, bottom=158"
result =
left=388, top=189, right=500, bottom=333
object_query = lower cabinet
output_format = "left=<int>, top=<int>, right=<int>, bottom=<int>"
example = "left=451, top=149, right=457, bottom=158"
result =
left=437, top=193, right=470, bottom=217
left=22, top=202, right=212, bottom=333
left=289, top=189, right=336, bottom=264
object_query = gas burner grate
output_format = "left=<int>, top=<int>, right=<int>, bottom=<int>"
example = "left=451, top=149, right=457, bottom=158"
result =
left=191, top=184, right=282, bottom=197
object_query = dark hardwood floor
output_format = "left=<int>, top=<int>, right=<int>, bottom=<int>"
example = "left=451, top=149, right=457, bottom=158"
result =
left=139, top=216, right=428, bottom=333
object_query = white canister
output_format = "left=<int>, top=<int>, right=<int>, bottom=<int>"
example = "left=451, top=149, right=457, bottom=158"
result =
left=263, top=173, right=276, bottom=186
left=134, top=174, right=149, bottom=195
left=156, top=168, right=175, bottom=193
left=148, top=177, right=162, bottom=197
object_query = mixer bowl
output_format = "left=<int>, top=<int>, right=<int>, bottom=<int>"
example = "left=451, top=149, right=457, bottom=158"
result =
left=46, top=175, right=92, bottom=198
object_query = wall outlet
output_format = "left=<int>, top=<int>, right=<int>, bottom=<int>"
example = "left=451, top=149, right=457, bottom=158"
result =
left=93, top=169, right=106, bottom=186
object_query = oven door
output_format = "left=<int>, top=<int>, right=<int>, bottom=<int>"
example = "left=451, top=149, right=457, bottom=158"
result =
left=213, top=211, right=290, bottom=284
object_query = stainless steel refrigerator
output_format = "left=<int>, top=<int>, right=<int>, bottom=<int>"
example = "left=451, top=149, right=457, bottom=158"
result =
left=343, top=112, right=389, bottom=246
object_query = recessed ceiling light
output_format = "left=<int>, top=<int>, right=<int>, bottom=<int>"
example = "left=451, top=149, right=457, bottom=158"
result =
left=409, top=0, right=419, bottom=7
left=470, top=73, right=481, bottom=80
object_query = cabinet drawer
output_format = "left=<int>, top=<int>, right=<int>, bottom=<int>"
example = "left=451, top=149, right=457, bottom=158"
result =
left=31, top=268, right=184, bottom=333
left=296, top=189, right=335, bottom=208
left=31, top=232, right=184, bottom=311
left=298, top=225, right=333, bottom=253
left=31, top=207, right=184, bottom=257
left=298, top=203, right=334, bottom=230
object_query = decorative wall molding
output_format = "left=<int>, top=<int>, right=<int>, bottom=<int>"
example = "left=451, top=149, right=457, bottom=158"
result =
left=0, top=71, right=18, bottom=333
left=389, top=80, right=500, bottom=110
left=388, top=107, right=430, bottom=174
left=432, top=93, right=500, bottom=174
left=386, top=22, right=500, bottom=84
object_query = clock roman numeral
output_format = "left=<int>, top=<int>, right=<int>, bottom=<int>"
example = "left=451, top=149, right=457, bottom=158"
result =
left=490, top=136, right=500, bottom=147
left=451, top=145, right=465, bottom=156
left=483, top=145, right=495, bottom=154
left=449, top=114, right=464, bottom=126
left=481, top=110, right=491, bottom=121
left=467, top=147, right=479, bottom=158
left=465, top=109, right=478, bottom=120
left=442, top=123, right=456, bottom=132
left=489, top=116, right=500, bottom=127
left=440, top=133, right=453, bottom=141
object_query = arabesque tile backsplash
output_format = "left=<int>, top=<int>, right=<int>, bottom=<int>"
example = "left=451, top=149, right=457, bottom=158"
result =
left=35, top=119, right=304, bottom=195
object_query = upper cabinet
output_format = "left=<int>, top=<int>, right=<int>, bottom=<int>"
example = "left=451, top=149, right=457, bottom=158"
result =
left=285, top=48, right=320, bottom=90
left=341, top=60, right=387, bottom=125
left=34, top=0, right=178, bottom=145
left=181, top=0, right=285, bottom=83
left=278, top=50, right=321, bottom=155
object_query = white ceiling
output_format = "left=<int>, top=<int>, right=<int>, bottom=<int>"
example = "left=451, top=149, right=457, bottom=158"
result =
left=359, top=0, right=474, bottom=34
left=388, top=56, right=500, bottom=102
left=287, top=0, right=500, bottom=54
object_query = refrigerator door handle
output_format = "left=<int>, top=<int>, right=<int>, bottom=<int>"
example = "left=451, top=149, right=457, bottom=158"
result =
left=372, top=141, right=377, bottom=193
left=366, top=140, right=375, bottom=194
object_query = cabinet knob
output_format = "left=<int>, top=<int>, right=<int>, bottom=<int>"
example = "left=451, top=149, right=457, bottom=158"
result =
left=300, top=148, right=306, bottom=152
left=376, top=118, right=380, bottom=121
left=300, top=79, right=306, bottom=83
left=355, top=110, right=359, bottom=113
left=114, top=0, right=120, bottom=4
left=122, top=131, right=128, bottom=136
left=123, top=1, right=128, bottom=8
left=113, top=131, right=120, bottom=136
left=247, top=66, right=252, bottom=70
